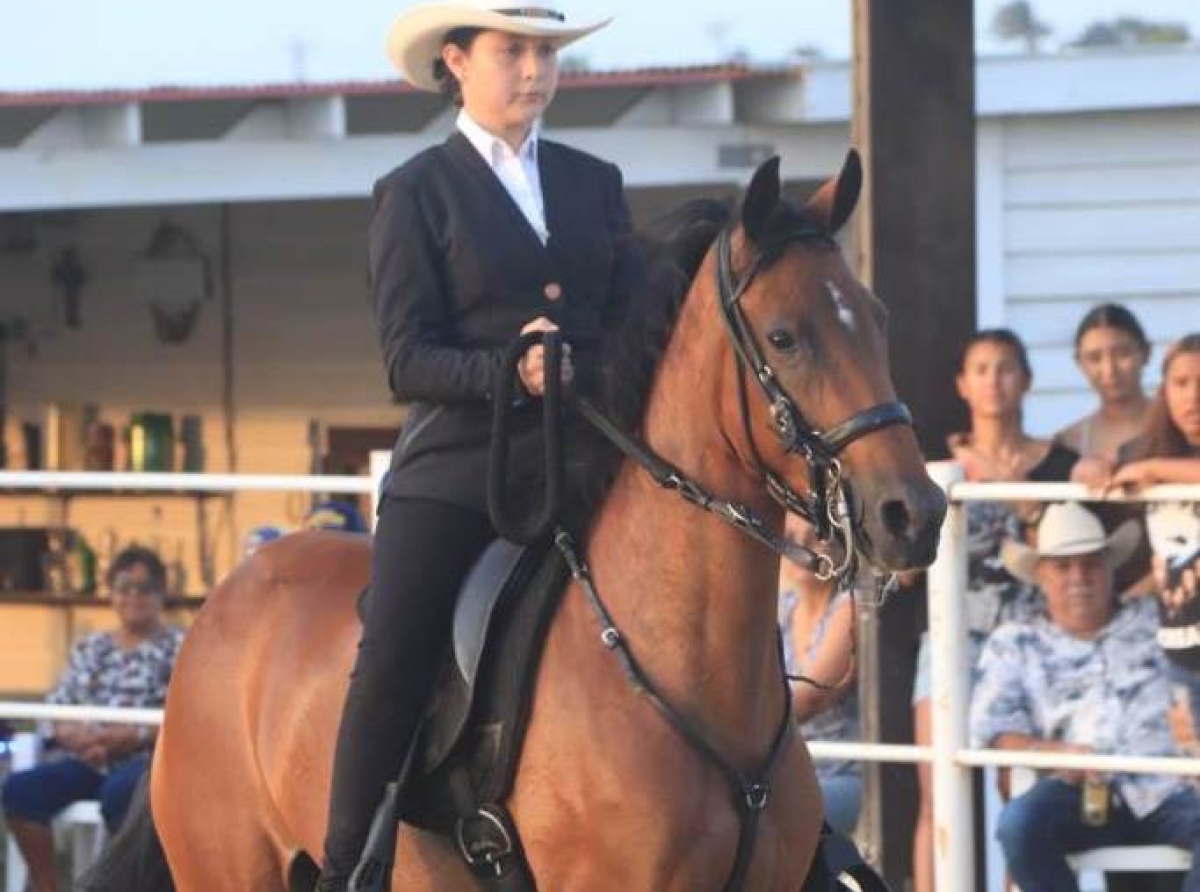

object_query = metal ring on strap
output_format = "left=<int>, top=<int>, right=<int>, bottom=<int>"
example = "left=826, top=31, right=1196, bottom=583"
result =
left=455, top=806, right=517, bottom=877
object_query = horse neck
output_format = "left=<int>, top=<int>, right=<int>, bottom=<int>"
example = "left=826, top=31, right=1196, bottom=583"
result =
left=585, top=272, right=788, bottom=760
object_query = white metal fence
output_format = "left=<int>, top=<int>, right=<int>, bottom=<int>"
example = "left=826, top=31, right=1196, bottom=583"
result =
left=2, top=464, right=1199, bottom=890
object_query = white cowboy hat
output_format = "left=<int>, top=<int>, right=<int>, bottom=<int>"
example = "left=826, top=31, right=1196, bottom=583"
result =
left=386, top=1, right=611, bottom=92
left=1001, top=502, right=1141, bottom=585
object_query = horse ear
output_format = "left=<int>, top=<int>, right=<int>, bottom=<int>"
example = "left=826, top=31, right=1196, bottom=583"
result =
left=741, top=156, right=781, bottom=245
left=805, top=149, right=862, bottom=235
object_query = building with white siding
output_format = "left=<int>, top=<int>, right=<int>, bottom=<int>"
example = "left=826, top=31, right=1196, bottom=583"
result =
left=0, top=49, right=1197, bottom=690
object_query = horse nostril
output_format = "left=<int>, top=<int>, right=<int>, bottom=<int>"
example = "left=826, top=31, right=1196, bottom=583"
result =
left=881, top=499, right=912, bottom=540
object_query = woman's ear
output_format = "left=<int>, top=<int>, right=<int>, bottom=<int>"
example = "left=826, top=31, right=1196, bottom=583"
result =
left=954, top=372, right=969, bottom=403
left=442, top=43, right=468, bottom=82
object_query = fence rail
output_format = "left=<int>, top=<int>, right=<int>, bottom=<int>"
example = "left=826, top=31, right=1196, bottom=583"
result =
left=0, top=703, right=163, bottom=726
left=1, top=464, right=1197, bottom=890
left=926, top=466, right=1200, bottom=891
left=0, top=470, right=376, bottom=495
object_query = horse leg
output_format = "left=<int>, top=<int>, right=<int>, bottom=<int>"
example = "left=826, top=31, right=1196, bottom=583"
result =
left=152, top=733, right=289, bottom=891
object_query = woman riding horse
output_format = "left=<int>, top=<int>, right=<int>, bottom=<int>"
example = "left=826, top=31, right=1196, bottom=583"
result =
left=319, top=3, right=631, bottom=888
left=83, top=6, right=947, bottom=887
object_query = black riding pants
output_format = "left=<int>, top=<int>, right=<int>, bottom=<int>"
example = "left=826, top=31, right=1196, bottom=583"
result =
left=322, top=496, right=495, bottom=876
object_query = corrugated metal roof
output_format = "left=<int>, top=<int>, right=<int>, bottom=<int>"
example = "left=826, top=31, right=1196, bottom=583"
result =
left=0, top=64, right=800, bottom=108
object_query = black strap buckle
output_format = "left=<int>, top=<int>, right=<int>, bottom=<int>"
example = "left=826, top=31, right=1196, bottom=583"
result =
left=744, top=782, right=770, bottom=811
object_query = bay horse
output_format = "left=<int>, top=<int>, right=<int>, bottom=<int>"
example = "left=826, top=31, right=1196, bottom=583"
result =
left=88, top=152, right=945, bottom=891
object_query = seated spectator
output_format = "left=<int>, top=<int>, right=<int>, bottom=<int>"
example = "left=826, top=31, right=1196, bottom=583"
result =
left=779, top=515, right=861, bottom=836
left=1, top=546, right=184, bottom=892
left=971, top=503, right=1200, bottom=892
left=303, top=499, right=369, bottom=534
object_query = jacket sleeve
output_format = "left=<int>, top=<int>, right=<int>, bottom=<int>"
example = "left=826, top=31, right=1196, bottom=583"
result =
left=370, top=177, right=505, bottom=404
left=601, top=163, right=646, bottom=327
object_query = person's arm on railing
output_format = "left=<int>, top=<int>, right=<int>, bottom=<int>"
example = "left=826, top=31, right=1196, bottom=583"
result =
left=1111, top=457, right=1200, bottom=489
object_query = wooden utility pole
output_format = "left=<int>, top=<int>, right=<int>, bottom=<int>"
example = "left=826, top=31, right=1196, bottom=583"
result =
left=851, top=0, right=976, bottom=885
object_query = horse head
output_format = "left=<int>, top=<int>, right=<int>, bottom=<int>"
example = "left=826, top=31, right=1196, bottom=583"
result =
left=717, top=152, right=946, bottom=572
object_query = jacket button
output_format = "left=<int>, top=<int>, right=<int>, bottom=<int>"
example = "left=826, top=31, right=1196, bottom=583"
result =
left=544, top=282, right=563, bottom=301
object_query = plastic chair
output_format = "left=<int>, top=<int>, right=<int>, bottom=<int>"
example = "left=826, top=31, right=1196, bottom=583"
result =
left=1000, top=766, right=1191, bottom=892
left=4, top=733, right=108, bottom=892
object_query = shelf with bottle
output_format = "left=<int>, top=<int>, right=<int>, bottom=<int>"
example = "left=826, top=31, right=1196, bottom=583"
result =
left=0, top=591, right=207, bottom=610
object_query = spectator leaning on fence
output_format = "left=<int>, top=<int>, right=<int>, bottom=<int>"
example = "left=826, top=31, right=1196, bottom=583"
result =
left=1107, top=334, right=1200, bottom=752
left=970, top=502, right=1200, bottom=892
left=911, top=328, right=1082, bottom=892
left=1, top=545, right=184, bottom=892
left=1056, top=303, right=1153, bottom=464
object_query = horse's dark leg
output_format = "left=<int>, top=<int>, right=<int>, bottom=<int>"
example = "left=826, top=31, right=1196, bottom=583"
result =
left=77, top=773, right=175, bottom=892
left=799, top=825, right=894, bottom=892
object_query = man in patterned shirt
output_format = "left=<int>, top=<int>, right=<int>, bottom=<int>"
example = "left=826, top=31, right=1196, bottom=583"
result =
left=1, top=546, right=184, bottom=892
left=969, top=502, right=1200, bottom=892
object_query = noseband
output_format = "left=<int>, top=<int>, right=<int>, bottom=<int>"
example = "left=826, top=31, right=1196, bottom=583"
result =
left=715, top=226, right=912, bottom=548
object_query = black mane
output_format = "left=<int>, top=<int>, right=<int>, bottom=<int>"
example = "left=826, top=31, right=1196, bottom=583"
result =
left=556, top=192, right=825, bottom=521
left=592, top=193, right=825, bottom=437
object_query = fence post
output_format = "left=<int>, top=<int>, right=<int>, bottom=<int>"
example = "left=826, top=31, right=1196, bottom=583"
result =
left=925, top=460, right=973, bottom=892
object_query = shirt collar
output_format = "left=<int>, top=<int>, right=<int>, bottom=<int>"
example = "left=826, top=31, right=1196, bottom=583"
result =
left=456, top=109, right=540, bottom=168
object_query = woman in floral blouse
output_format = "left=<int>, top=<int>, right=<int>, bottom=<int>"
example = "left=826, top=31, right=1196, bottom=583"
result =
left=1, top=546, right=184, bottom=892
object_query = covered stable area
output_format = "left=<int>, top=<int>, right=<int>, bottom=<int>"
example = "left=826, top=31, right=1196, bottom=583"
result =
left=2, top=2, right=1199, bottom=880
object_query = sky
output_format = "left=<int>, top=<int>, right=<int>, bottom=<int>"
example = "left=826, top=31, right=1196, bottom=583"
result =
left=1, top=0, right=1199, bottom=91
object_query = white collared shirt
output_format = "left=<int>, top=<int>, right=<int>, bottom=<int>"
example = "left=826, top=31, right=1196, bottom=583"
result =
left=456, top=109, right=548, bottom=244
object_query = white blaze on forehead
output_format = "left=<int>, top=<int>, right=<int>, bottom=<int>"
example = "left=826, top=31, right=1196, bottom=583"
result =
left=825, top=281, right=856, bottom=332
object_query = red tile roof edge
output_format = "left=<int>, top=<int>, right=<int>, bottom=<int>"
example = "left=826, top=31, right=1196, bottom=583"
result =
left=0, top=63, right=802, bottom=108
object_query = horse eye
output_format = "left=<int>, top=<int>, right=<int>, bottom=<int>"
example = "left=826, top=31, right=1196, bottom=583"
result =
left=767, top=329, right=796, bottom=351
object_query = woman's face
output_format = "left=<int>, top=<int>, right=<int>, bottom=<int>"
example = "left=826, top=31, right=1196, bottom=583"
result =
left=110, top=563, right=165, bottom=633
left=956, top=341, right=1030, bottom=420
left=1164, top=351, right=1200, bottom=446
left=444, top=31, right=559, bottom=136
left=1076, top=325, right=1147, bottom=404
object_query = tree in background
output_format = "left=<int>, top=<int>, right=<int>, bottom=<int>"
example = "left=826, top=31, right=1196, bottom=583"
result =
left=559, top=55, right=590, bottom=73
left=1071, top=17, right=1192, bottom=49
left=991, top=1, right=1052, bottom=54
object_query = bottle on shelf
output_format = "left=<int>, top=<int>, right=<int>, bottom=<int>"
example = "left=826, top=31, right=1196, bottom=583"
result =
left=68, top=532, right=97, bottom=596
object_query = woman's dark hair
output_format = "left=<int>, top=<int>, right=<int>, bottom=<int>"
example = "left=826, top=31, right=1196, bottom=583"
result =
left=106, top=545, right=167, bottom=594
left=433, top=27, right=483, bottom=106
left=1128, top=334, right=1200, bottom=461
left=1074, top=303, right=1150, bottom=357
left=956, top=328, right=1033, bottom=381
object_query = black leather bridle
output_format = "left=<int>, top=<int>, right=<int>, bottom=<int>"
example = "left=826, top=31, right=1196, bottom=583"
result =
left=715, top=226, right=913, bottom=546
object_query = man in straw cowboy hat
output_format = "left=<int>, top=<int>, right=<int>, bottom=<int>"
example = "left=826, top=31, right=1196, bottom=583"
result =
left=970, top=502, right=1200, bottom=891
left=315, top=3, right=639, bottom=890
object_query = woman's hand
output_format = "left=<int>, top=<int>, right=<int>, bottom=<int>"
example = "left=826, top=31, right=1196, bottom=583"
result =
left=947, top=433, right=991, bottom=481
left=1071, top=456, right=1115, bottom=490
left=1169, top=699, right=1199, bottom=754
left=1110, top=459, right=1162, bottom=491
left=1047, top=740, right=1094, bottom=785
left=518, top=317, right=573, bottom=397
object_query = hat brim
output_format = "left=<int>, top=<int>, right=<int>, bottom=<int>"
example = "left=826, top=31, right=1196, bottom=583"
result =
left=1001, top=519, right=1142, bottom=586
left=387, top=6, right=611, bottom=92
